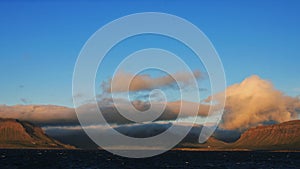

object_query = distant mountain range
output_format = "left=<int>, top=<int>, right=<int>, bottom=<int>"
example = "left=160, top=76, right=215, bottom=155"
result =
left=177, top=120, right=300, bottom=151
left=0, top=118, right=299, bottom=151
left=0, top=118, right=74, bottom=149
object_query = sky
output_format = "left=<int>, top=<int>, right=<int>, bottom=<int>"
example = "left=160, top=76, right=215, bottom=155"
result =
left=1, top=1, right=300, bottom=151
left=1, top=0, right=300, bottom=107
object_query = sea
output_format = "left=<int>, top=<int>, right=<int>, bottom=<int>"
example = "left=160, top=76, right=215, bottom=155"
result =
left=0, top=149, right=299, bottom=169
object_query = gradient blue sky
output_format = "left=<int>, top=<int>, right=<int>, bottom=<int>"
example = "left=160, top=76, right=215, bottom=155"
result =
left=1, top=0, right=300, bottom=107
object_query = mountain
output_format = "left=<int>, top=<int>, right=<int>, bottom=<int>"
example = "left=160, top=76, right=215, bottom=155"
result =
left=230, top=120, right=300, bottom=150
left=0, top=118, right=75, bottom=149
left=0, top=116, right=298, bottom=151
left=47, top=128, right=99, bottom=149
left=177, top=120, right=300, bottom=151
left=45, top=120, right=300, bottom=151
left=176, top=137, right=228, bottom=150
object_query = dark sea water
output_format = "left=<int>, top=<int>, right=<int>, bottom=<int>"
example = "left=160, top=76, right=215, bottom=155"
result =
left=0, top=149, right=299, bottom=169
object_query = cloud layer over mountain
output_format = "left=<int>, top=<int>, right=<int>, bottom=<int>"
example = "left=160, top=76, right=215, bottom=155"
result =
left=207, top=75, right=300, bottom=130
left=0, top=105, right=77, bottom=125
left=0, top=75, right=299, bottom=132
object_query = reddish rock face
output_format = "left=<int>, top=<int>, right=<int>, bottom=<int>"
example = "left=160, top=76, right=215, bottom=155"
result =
left=232, top=120, right=300, bottom=150
left=0, top=119, right=33, bottom=142
left=176, top=120, right=300, bottom=151
left=0, top=118, right=75, bottom=149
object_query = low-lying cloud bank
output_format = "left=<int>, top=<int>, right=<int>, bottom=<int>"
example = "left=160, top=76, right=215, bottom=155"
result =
left=0, top=101, right=210, bottom=126
left=0, top=105, right=77, bottom=125
left=72, top=100, right=211, bottom=125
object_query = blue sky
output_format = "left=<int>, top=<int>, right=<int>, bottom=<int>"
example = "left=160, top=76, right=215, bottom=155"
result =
left=1, top=0, right=300, bottom=107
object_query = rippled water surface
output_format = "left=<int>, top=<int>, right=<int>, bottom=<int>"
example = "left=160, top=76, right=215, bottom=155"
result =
left=0, top=149, right=299, bottom=169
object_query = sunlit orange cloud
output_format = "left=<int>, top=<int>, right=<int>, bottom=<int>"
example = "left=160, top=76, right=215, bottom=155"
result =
left=0, top=105, right=77, bottom=125
left=207, top=75, right=300, bottom=130
left=102, top=70, right=202, bottom=93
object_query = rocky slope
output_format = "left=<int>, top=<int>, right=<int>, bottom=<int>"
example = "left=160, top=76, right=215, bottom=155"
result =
left=230, top=120, right=300, bottom=150
left=3, top=117, right=297, bottom=150
left=0, top=118, right=74, bottom=149
left=176, top=120, right=300, bottom=151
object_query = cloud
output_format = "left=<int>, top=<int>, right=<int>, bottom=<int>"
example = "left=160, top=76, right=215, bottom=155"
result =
left=206, top=75, right=300, bottom=130
left=102, top=70, right=202, bottom=93
left=293, top=88, right=300, bottom=92
left=76, top=100, right=211, bottom=125
left=2, top=75, right=299, bottom=132
left=0, top=100, right=210, bottom=126
left=20, top=98, right=30, bottom=104
left=0, top=105, right=77, bottom=126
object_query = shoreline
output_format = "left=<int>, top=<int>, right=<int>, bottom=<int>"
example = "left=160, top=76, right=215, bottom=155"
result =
left=0, top=147, right=299, bottom=152
left=173, top=148, right=300, bottom=152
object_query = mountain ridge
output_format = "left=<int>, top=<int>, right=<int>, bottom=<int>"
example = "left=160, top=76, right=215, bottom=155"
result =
left=0, top=118, right=299, bottom=151
left=230, top=120, right=300, bottom=150
left=0, top=118, right=75, bottom=149
left=176, top=120, right=300, bottom=151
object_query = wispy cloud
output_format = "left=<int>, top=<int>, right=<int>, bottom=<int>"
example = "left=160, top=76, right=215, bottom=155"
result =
left=293, top=88, right=300, bottom=92
left=20, top=98, right=30, bottom=104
